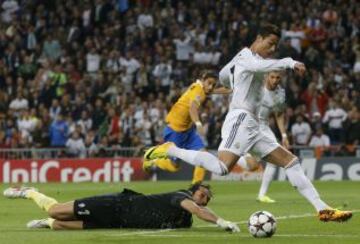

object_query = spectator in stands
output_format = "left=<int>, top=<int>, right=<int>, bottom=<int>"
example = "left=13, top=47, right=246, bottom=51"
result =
left=84, top=130, right=98, bottom=157
left=42, top=34, right=61, bottom=61
left=17, top=109, right=36, bottom=142
left=0, top=0, right=359, bottom=158
left=343, top=107, right=360, bottom=146
left=77, top=110, right=93, bottom=135
left=9, top=90, right=29, bottom=116
left=49, top=112, right=68, bottom=148
left=49, top=99, right=61, bottom=120
left=120, top=51, right=140, bottom=91
left=152, top=56, right=172, bottom=93
left=322, top=100, right=347, bottom=144
left=309, top=128, right=330, bottom=147
left=291, top=115, right=312, bottom=146
left=66, top=131, right=86, bottom=158
left=310, top=112, right=323, bottom=131
left=92, top=98, right=106, bottom=130
left=301, top=82, right=329, bottom=117
left=32, top=120, right=49, bottom=148
left=86, top=48, right=101, bottom=74
left=1, top=0, right=19, bottom=23
left=282, top=23, right=305, bottom=54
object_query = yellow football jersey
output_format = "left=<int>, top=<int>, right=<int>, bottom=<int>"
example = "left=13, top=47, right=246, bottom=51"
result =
left=166, top=81, right=206, bottom=132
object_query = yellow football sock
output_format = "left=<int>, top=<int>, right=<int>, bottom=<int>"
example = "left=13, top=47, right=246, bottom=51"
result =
left=155, top=158, right=180, bottom=172
left=47, top=218, right=55, bottom=229
left=26, top=190, right=58, bottom=212
left=192, top=166, right=206, bottom=184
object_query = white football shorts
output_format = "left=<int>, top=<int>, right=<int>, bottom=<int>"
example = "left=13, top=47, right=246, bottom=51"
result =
left=218, top=109, right=279, bottom=158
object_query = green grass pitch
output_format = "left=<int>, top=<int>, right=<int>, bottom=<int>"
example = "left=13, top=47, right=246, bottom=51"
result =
left=0, top=181, right=359, bottom=244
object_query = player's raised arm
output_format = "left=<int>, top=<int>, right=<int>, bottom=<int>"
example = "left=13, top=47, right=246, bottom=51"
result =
left=235, top=23, right=306, bottom=76
left=180, top=199, right=240, bottom=233
left=239, top=57, right=298, bottom=73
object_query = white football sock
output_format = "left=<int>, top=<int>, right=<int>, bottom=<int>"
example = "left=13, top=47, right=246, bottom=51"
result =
left=168, top=145, right=228, bottom=175
left=285, top=159, right=329, bottom=211
left=237, top=156, right=249, bottom=170
left=258, top=163, right=276, bottom=198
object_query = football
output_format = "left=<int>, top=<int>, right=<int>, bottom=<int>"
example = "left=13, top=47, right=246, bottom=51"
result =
left=248, top=211, right=277, bottom=238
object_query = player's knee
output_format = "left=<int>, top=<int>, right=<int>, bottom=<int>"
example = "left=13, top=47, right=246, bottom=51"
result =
left=284, top=157, right=300, bottom=169
left=48, top=204, right=62, bottom=219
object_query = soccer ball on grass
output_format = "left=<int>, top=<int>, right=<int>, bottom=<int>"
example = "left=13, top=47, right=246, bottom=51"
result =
left=248, top=211, right=277, bottom=238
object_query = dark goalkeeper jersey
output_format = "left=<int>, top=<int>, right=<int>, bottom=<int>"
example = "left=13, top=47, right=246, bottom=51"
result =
left=118, top=189, right=193, bottom=229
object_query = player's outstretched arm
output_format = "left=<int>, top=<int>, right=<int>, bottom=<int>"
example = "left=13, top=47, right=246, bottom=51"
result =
left=211, top=87, right=232, bottom=95
left=239, top=57, right=305, bottom=75
left=180, top=199, right=240, bottom=232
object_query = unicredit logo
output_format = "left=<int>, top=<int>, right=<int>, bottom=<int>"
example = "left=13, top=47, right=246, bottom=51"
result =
left=1, top=159, right=139, bottom=183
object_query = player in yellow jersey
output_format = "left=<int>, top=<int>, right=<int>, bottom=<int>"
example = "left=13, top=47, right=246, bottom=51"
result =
left=143, top=71, right=229, bottom=184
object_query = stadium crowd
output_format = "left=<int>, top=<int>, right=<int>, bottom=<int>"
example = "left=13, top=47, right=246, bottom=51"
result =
left=0, top=0, right=359, bottom=158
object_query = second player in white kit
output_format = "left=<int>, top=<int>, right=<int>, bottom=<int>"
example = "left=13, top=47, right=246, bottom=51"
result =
left=237, top=71, right=288, bottom=203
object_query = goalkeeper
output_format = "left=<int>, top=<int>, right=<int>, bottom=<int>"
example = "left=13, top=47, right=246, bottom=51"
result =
left=3, top=183, right=239, bottom=232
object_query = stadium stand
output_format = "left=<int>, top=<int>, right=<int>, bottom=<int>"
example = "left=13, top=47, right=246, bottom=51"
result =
left=0, top=0, right=359, bottom=158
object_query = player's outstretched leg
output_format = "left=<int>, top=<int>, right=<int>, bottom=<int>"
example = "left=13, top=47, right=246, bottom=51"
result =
left=264, top=147, right=352, bottom=222
left=144, top=142, right=234, bottom=175
left=27, top=218, right=55, bottom=229
left=4, top=186, right=58, bottom=211
left=27, top=219, right=83, bottom=230
left=257, top=163, right=276, bottom=203
left=3, top=186, right=38, bottom=199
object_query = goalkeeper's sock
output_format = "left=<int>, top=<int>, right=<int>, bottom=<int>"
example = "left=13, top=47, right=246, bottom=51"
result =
left=168, top=146, right=229, bottom=175
left=192, top=166, right=206, bottom=184
left=26, top=190, right=58, bottom=212
left=47, top=218, right=55, bottom=229
left=258, top=163, right=276, bottom=197
left=285, top=159, right=329, bottom=211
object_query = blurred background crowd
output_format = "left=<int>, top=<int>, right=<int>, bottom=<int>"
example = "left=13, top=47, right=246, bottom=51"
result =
left=0, top=0, right=359, bottom=158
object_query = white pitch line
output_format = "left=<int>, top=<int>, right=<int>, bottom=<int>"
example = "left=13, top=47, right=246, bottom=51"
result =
left=109, top=209, right=359, bottom=238
left=196, top=208, right=359, bottom=228
left=143, top=234, right=360, bottom=239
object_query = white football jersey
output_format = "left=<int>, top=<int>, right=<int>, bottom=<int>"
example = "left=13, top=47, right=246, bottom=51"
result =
left=258, top=86, right=286, bottom=124
left=219, top=47, right=296, bottom=115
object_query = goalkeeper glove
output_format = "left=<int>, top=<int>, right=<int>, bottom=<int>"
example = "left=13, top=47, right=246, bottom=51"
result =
left=216, top=218, right=240, bottom=233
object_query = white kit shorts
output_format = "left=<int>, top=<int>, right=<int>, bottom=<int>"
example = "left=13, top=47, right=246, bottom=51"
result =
left=218, top=109, right=279, bottom=158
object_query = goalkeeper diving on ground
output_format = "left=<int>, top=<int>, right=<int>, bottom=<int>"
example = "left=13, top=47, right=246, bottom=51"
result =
left=3, top=184, right=239, bottom=232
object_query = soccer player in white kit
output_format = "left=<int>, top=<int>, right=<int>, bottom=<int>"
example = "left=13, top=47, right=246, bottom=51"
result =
left=145, top=24, right=352, bottom=222
left=237, top=71, right=289, bottom=203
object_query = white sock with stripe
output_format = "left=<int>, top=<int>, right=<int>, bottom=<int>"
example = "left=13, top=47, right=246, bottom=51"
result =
left=168, top=145, right=229, bottom=175
left=285, top=158, right=329, bottom=211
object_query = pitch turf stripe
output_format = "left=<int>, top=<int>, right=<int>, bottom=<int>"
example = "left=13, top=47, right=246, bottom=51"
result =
left=224, top=113, right=246, bottom=148
left=110, top=209, right=359, bottom=237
